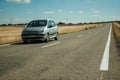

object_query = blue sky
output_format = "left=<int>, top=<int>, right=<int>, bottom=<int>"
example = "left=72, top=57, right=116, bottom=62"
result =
left=0, top=0, right=120, bottom=24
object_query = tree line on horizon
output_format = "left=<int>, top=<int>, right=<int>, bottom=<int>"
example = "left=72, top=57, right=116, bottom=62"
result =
left=0, top=20, right=119, bottom=26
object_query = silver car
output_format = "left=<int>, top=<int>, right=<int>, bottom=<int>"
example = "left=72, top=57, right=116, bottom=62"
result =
left=22, top=19, right=58, bottom=43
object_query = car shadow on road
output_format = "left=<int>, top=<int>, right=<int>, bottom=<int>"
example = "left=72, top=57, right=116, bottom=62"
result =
left=11, top=40, right=55, bottom=45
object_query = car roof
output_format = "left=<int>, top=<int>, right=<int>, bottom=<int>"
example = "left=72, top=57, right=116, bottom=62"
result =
left=31, top=19, right=53, bottom=21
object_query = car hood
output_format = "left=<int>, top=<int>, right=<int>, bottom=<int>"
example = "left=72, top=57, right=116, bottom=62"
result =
left=24, top=27, right=45, bottom=31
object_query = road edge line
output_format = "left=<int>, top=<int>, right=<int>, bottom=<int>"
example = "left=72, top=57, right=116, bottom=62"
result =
left=41, top=42, right=60, bottom=48
left=0, top=44, right=11, bottom=47
left=100, top=25, right=112, bottom=71
left=77, top=35, right=82, bottom=38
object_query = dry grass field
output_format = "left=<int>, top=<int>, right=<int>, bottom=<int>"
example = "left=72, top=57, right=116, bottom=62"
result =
left=58, top=24, right=101, bottom=34
left=0, top=24, right=102, bottom=45
left=113, top=22, right=120, bottom=48
left=0, top=25, right=24, bottom=45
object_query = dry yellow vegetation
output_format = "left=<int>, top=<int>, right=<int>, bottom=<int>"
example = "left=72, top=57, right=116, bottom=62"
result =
left=0, top=25, right=24, bottom=44
left=113, top=22, right=120, bottom=42
left=58, top=24, right=101, bottom=34
left=0, top=24, right=102, bottom=45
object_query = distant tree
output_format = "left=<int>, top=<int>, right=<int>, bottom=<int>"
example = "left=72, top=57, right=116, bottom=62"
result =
left=25, top=23, right=28, bottom=25
left=68, top=23, right=73, bottom=25
left=57, top=22, right=66, bottom=25
left=115, top=21, right=120, bottom=24
left=16, top=23, right=25, bottom=25
left=0, top=24, right=7, bottom=26
left=77, top=23, right=83, bottom=25
left=8, top=24, right=13, bottom=26
left=89, top=22, right=94, bottom=24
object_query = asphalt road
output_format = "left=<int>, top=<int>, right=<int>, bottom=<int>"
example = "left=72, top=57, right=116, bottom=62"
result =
left=0, top=23, right=120, bottom=80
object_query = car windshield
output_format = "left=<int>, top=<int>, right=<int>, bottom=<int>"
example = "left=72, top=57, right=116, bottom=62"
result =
left=27, top=20, right=47, bottom=27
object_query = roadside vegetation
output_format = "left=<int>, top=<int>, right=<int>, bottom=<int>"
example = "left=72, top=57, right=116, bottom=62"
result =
left=58, top=24, right=101, bottom=34
left=0, top=25, right=24, bottom=45
left=113, top=22, right=120, bottom=49
left=0, top=23, right=102, bottom=45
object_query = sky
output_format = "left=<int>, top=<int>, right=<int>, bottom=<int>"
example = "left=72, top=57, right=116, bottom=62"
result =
left=0, top=0, right=120, bottom=24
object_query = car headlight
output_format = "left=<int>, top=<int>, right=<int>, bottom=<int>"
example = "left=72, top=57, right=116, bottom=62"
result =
left=40, top=30, right=44, bottom=32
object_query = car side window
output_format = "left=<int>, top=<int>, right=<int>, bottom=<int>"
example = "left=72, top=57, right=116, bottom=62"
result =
left=48, top=21, right=52, bottom=28
left=51, top=21, right=56, bottom=27
left=50, top=21, right=54, bottom=27
left=48, top=20, right=56, bottom=28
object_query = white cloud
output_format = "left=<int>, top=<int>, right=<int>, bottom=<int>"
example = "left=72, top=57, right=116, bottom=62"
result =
left=91, top=8, right=95, bottom=11
left=43, top=11, right=55, bottom=14
left=6, top=0, right=31, bottom=4
left=14, top=18, right=31, bottom=23
left=57, top=9, right=63, bottom=12
left=93, top=10, right=99, bottom=14
left=78, top=11, right=83, bottom=14
left=26, top=11, right=32, bottom=14
left=109, top=16, right=119, bottom=21
left=93, top=14, right=98, bottom=17
left=91, top=8, right=99, bottom=18
left=91, top=8, right=99, bottom=14
left=69, top=11, right=74, bottom=13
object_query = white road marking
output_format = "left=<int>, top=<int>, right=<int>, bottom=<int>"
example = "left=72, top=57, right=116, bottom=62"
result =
left=41, top=42, right=60, bottom=48
left=0, top=44, right=11, bottom=47
left=77, top=35, right=82, bottom=38
left=100, top=26, right=112, bottom=71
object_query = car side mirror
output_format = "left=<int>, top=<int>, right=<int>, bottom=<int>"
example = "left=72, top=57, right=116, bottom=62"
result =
left=48, top=25, right=53, bottom=28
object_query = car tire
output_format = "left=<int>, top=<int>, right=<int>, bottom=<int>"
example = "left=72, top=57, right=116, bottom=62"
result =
left=23, top=40, right=28, bottom=43
left=54, top=33, right=58, bottom=40
left=45, top=34, right=50, bottom=42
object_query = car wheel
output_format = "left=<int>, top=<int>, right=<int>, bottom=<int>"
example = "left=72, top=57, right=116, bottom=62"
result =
left=45, top=34, right=49, bottom=42
left=23, top=40, right=28, bottom=43
left=54, top=34, right=58, bottom=40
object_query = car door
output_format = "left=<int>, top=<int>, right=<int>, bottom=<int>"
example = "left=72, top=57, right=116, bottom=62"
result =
left=52, top=21, right=57, bottom=35
left=48, top=20, right=57, bottom=38
left=48, top=20, right=53, bottom=37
